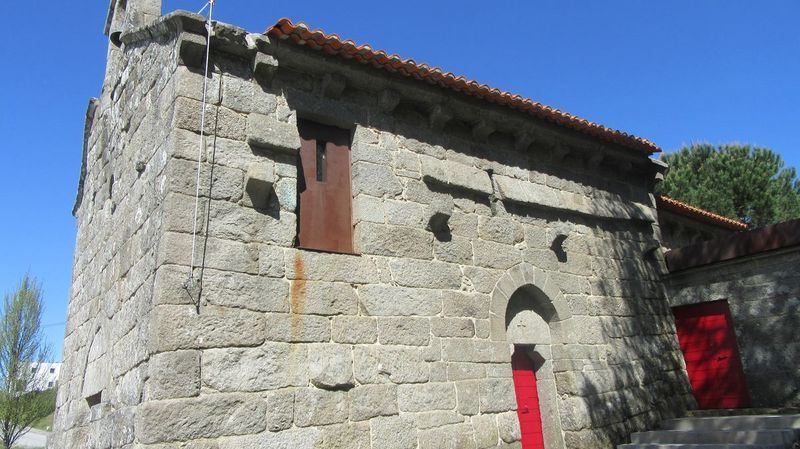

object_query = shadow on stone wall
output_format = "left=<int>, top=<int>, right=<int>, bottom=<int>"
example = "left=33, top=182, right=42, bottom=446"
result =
left=668, top=252, right=800, bottom=408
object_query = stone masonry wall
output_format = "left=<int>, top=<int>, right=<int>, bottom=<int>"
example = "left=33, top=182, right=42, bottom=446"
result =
left=51, top=20, right=199, bottom=449
left=667, top=247, right=800, bottom=408
left=54, top=12, right=694, bottom=449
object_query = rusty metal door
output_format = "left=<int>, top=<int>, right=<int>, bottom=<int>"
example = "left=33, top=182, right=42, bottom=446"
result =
left=297, top=120, right=353, bottom=253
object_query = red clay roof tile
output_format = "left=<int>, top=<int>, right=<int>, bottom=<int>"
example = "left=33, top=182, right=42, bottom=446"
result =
left=656, top=195, right=748, bottom=231
left=265, top=18, right=660, bottom=154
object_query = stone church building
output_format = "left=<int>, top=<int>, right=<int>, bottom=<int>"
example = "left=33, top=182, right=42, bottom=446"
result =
left=50, top=1, right=710, bottom=448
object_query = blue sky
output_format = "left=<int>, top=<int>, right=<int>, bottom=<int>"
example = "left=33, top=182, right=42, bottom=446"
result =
left=1, top=1, right=798, bottom=360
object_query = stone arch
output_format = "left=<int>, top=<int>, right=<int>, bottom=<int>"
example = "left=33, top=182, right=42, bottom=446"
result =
left=490, top=262, right=568, bottom=449
left=490, top=263, right=571, bottom=342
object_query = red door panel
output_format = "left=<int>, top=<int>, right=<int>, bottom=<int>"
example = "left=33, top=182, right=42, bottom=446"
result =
left=673, top=300, right=750, bottom=409
left=512, top=348, right=545, bottom=449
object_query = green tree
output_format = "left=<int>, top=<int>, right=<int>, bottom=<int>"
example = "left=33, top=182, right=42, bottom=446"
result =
left=659, top=143, right=800, bottom=228
left=0, top=275, right=51, bottom=449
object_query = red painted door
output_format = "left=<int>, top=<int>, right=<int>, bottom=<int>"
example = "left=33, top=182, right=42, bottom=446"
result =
left=511, top=348, right=545, bottom=449
left=673, top=300, right=751, bottom=409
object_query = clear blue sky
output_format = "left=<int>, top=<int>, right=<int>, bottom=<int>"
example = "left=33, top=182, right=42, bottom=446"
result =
left=1, top=1, right=798, bottom=360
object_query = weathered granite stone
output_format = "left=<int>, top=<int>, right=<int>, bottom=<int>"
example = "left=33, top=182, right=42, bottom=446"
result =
left=294, top=388, right=349, bottom=427
left=308, top=343, right=355, bottom=389
left=145, top=350, right=200, bottom=400
left=359, top=285, right=442, bottom=316
left=266, top=388, right=295, bottom=431
left=349, top=384, right=398, bottom=421
left=370, top=415, right=418, bottom=449
left=151, top=305, right=264, bottom=351
left=202, top=343, right=305, bottom=392
left=398, top=382, right=457, bottom=412
left=377, top=317, right=431, bottom=346
left=246, top=112, right=301, bottom=153
left=136, top=394, right=267, bottom=443
left=332, top=316, right=377, bottom=344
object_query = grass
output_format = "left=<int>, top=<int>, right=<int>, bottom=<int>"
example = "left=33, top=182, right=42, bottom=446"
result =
left=30, top=413, right=53, bottom=432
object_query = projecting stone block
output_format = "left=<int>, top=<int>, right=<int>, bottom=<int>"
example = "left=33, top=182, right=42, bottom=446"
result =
left=426, top=195, right=454, bottom=232
left=420, top=154, right=493, bottom=195
left=246, top=112, right=300, bottom=153
left=177, top=32, right=207, bottom=68
left=493, top=173, right=655, bottom=222
left=252, top=52, right=279, bottom=84
left=243, top=160, right=275, bottom=209
left=494, top=174, right=560, bottom=209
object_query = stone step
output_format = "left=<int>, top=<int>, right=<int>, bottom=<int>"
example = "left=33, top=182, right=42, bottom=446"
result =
left=618, top=444, right=788, bottom=449
left=630, top=430, right=797, bottom=446
left=687, top=409, right=800, bottom=418
left=661, top=415, right=800, bottom=432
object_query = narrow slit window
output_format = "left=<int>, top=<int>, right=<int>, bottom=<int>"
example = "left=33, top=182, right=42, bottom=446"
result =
left=316, top=140, right=327, bottom=182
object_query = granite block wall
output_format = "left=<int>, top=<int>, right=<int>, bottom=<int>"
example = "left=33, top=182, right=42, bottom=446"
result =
left=52, top=12, right=693, bottom=449
left=51, top=22, right=184, bottom=449
left=667, top=247, right=800, bottom=408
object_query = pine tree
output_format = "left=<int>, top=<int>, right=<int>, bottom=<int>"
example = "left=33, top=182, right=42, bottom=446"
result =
left=659, top=143, right=800, bottom=228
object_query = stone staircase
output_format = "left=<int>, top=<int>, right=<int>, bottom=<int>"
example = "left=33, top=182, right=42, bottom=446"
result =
left=618, top=414, right=800, bottom=449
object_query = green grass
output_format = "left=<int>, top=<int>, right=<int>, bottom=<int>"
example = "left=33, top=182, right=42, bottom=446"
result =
left=30, top=412, right=53, bottom=431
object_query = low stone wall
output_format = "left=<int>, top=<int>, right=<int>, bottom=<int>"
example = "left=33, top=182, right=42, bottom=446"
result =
left=667, top=247, right=800, bottom=407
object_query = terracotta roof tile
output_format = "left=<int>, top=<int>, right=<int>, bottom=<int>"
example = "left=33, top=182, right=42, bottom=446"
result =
left=265, top=19, right=660, bottom=154
left=656, top=195, right=748, bottom=231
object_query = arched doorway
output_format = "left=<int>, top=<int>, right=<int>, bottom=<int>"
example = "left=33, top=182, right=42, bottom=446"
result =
left=490, top=263, right=569, bottom=449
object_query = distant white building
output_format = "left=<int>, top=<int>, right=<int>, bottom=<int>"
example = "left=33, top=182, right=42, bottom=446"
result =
left=29, top=362, right=61, bottom=391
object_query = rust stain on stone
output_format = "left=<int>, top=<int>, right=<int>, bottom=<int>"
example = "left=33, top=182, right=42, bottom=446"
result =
left=290, top=253, right=306, bottom=339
